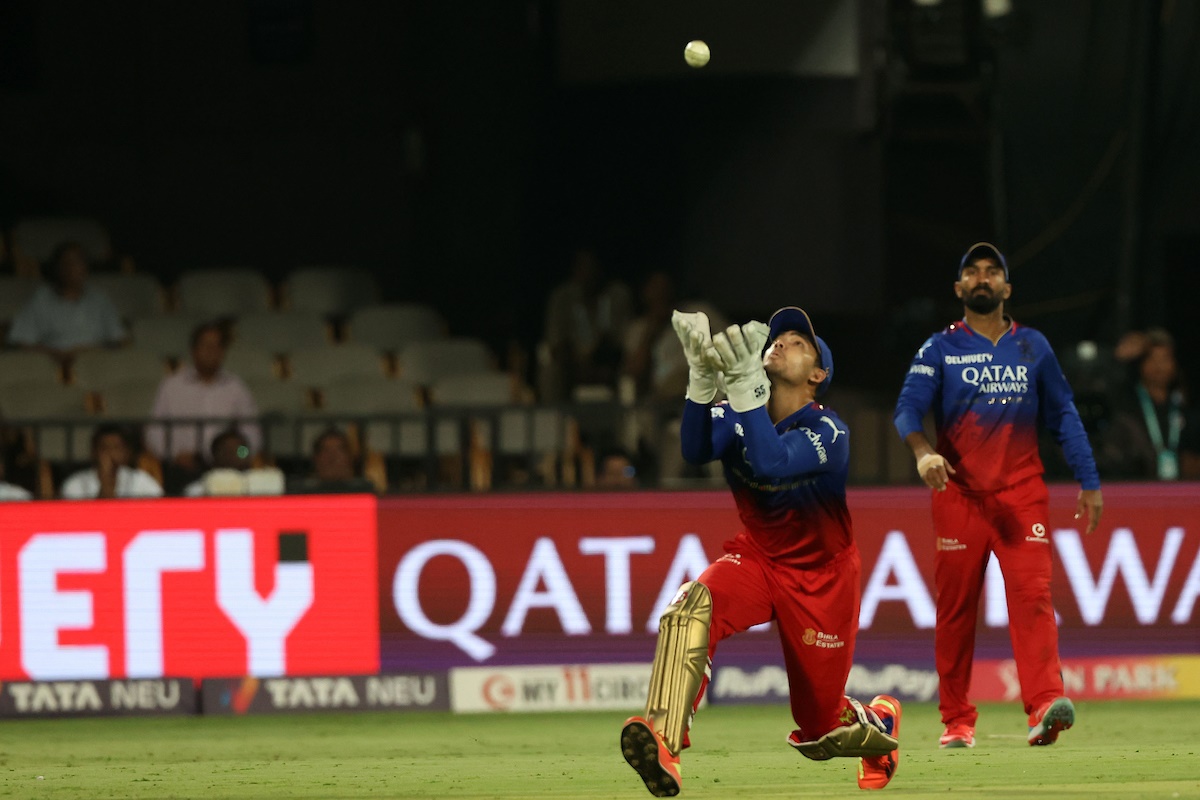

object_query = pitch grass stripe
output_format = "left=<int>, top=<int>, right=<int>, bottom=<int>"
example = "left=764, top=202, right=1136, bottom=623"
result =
left=0, top=701, right=1197, bottom=798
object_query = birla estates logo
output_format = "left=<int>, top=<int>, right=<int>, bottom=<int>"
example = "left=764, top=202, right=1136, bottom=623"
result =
left=936, top=537, right=967, bottom=551
left=802, top=629, right=845, bottom=649
left=1026, top=522, right=1049, bottom=543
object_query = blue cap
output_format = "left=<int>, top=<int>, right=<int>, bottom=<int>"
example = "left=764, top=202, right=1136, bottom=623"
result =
left=765, top=306, right=833, bottom=396
left=958, top=242, right=1009, bottom=280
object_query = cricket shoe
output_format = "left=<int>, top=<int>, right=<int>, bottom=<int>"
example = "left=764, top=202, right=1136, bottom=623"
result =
left=939, top=723, right=975, bottom=749
left=1028, top=697, right=1075, bottom=746
left=621, top=716, right=682, bottom=797
left=857, top=695, right=901, bottom=790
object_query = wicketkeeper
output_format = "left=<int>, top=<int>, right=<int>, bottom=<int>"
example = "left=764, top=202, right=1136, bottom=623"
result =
left=621, top=306, right=902, bottom=797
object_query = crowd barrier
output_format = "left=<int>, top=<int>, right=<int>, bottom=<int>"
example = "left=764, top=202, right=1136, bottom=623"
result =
left=1, top=484, right=1196, bottom=717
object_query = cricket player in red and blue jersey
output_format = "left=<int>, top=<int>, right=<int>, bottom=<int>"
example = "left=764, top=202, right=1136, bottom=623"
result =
left=621, top=306, right=901, bottom=797
left=893, top=242, right=1103, bottom=750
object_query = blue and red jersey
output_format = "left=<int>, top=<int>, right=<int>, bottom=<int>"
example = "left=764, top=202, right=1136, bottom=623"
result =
left=680, top=399, right=854, bottom=568
left=893, top=319, right=1100, bottom=493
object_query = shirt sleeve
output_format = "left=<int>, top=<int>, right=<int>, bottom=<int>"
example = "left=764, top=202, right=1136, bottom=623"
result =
left=129, top=470, right=165, bottom=498
left=680, top=400, right=735, bottom=464
left=60, top=471, right=92, bottom=500
left=1037, top=344, right=1101, bottom=490
left=893, top=336, right=940, bottom=439
left=142, top=378, right=172, bottom=458
left=95, top=293, right=127, bottom=344
left=737, top=406, right=849, bottom=478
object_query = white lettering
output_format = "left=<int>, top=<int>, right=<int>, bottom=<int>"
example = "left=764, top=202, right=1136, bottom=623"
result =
left=215, top=530, right=314, bottom=676
left=123, top=531, right=205, bottom=678
left=645, top=535, right=712, bottom=632
left=859, top=531, right=935, bottom=629
left=394, top=540, right=497, bottom=660
left=502, top=538, right=590, bottom=636
left=579, top=536, right=655, bottom=634
left=1172, top=543, right=1200, bottom=624
left=20, top=534, right=109, bottom=679
left=1056, top=527, right=1184, bottom=624
left=111, top=680, right=181, bottom=710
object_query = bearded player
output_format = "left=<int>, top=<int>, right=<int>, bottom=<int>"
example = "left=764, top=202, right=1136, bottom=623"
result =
left=620, top=306, right=901, bottom=797
left=893, top=242, right=1103, bottom=749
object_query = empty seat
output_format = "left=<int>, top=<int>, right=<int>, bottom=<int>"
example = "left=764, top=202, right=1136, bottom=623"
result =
left=88, top=273, right=166, bottom=320
left=223, top=346, right=281, bottom=382
left=0, top=382, right=94, bottom=463
left=427, top=372, right=515, bottom=407
left=129, top=313, right=211, bottom=361
left=0, top=275, right=43, bottom=325
left=398, top=338, right=494, bottom=385
left=10, top=217, right=112, bottom=266
left=98, top=379, right=162, bottom=418
left=71, top=349, right=168, bottom=390
left=346, top=303, right=447, bottom=353
left=233, top=310, right=330, bottom=355
left=244, top=378, right=315, bottom=460
left=320, top=376, right=426, bottom=457
left=283, top=266, right=381, bottom=317
left=288, top=343, right=387, bottom=388
left=0, top=350, right=62, bottom=387
left=177, top=268, right=273, bottom=317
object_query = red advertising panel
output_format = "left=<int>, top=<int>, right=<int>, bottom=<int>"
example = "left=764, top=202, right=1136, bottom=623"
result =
left=378, top=484, right=1200, bottom=672
left=0, top=496, right=379, bottom=681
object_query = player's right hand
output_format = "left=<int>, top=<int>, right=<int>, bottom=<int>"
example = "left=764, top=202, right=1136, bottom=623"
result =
left=672, top=309, right=717, bottom=403
left=916, top=452, right=955, bottom=491
left=706, top=322, right=771, bottom=413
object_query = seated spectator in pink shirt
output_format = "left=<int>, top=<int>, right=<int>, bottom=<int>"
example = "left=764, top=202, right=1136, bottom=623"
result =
left=144, top=322, right=261, bottom=491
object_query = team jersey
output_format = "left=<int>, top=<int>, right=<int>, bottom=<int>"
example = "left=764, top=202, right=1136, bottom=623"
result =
left=680, top=398, right=853, bottom=568
left=893, top=319, right=1100, bottom=493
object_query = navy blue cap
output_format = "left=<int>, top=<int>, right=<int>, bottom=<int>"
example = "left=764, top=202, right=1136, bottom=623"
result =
left=958, top=242, right=1009, bottom=280
left=765, top=306, right=833, bottom=396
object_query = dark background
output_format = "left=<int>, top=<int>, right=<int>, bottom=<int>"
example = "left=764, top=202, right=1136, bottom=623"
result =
left=1, top=0, right=1197, bottom=391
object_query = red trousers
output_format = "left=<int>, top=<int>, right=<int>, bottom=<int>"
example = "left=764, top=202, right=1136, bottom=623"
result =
left=932, top=477, right=1064, bottom=727
left=696, top=542, right=861, bottom=740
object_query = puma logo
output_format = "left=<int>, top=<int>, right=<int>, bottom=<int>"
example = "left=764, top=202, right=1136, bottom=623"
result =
left=819, top=416, right=846, bottom=443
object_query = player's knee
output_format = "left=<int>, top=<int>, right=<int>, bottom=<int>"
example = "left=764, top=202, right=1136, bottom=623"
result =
left=660, top=580, right=712, bottom=625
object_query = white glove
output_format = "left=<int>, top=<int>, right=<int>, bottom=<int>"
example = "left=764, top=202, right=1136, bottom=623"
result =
left=671, top=309, right=717, bottom=403
left=706, top=321, right=771, bottom=412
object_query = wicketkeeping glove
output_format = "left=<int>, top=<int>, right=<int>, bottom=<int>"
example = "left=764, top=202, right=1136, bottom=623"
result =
left=671, top=309, right=717, bottom=403
left=706, top=321, right=771, bottom=412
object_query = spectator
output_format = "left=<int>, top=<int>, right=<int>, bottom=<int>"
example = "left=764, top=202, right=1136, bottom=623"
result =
left=594, top=447, right=640, bottom=490
left=182, top=427, right=253, bottom=496
left=286, top=427, right=377, bottom=494
left=60, top=424, right=163, bottom=499
left=0, top=455, right=32, bottom=501
left=540, top=247, right=633, bottom=402
left=144, top=321, right=261, bottom=492
left=1097, top=328, right=1200, bottom=480
left=6, top=241, right=126, bottom=367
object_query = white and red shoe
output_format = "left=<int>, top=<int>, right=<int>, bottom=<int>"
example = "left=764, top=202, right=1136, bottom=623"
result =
left=1028, top=697, right=1075, bottom=746
left=939, top=722, right=976, bottom=749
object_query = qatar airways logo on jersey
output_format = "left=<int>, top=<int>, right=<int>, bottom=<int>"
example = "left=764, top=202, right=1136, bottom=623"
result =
left=961, top=363, right=1029, bottom=395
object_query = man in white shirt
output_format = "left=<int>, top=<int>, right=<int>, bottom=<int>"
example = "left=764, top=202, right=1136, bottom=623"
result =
left=144, top=321, right=261, bottom=490
left=61, top=424, right=163, bottom=499
left=6, top=241, right=127, bottom=367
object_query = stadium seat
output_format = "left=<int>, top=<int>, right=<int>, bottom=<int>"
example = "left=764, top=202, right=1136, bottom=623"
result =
left=282, top=266, right=381, bottom=318
left=129, top=313, right=211, bottom=362
left=97, top=378, right=162, bottom=419
left=233, top=310, right=331, bottom=355
left=9, top=216, right=112, bottom=268
left=71, top=349, right=169, bottom=391
left=0, top=275, right=43, bottom=326
left=223, top=346, right=282, bottom=382
left=245, top=378, right=317, bottom=461
left=0, top=350, right=63, bottom=387
left=88, top=273, right=167, bottom=321
left=287, top=343, right=388, bottom=389
left=345, top=303, right=448, bottom=354
left=397, top=337, right=495, bottom=385
left=319, top=376, right=427, bottom=459
left=0, top=382, right=95, bottom=468
left=177, top=268, right=273, bottom=317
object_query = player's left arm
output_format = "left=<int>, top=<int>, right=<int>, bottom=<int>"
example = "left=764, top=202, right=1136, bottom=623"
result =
left=737, top=406, right=848, bottom=478
left=1036, top=340, right=1103, bottom=533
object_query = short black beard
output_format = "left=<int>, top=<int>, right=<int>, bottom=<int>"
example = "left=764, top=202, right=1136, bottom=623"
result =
left=964, top=291, right=1002, bottom=314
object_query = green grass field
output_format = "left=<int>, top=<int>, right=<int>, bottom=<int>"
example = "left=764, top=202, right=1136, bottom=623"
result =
left=1, top=701, right=1197, bottom=799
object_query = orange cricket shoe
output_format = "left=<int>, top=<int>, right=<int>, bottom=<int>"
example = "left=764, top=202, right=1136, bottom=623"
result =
left=857, top=695, right=901, bottom=790
left=1028, top=697, right=1075, bottom=746
left=621, top=716, right=682, bottom=798
left=939, top=722, right=976, bottom=749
